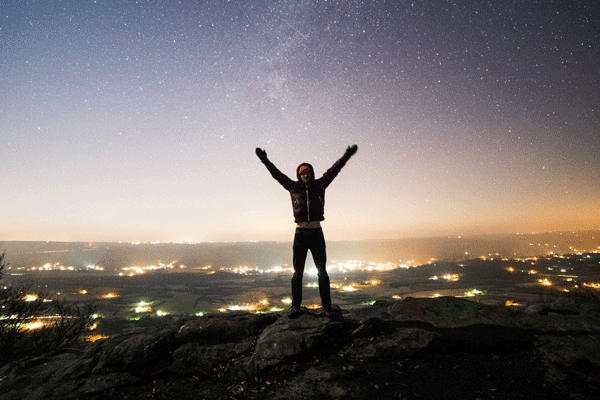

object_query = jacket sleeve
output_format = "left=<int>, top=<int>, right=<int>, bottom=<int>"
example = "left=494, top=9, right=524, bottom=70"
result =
left=320, top=151, right=352, bottom=188
left=260, top=157, right=296, bottom=191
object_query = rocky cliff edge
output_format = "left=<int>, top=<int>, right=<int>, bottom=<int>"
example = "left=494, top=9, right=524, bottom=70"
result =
left=1, top=296, right=600, bottom=400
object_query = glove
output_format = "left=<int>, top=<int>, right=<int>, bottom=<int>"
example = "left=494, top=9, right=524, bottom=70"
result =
left=344, top=144, right=358, bottom=157
left=255, top=147, right=268, bottom=162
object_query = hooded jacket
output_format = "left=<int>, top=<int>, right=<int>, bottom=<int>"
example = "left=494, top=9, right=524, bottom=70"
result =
left=260, top=153, right=352, bottom=223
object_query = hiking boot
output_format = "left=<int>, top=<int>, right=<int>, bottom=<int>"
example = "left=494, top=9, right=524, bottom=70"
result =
left=323, top=305, right=335, bottom=318
left=289, top=305, right=301, bottom=318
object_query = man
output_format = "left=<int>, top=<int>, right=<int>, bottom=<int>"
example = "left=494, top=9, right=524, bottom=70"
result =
left=255, top=145, right=358, bottom=318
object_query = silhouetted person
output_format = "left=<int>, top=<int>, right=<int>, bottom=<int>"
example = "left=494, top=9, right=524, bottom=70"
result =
left=255, top=145, right=358, bottom=317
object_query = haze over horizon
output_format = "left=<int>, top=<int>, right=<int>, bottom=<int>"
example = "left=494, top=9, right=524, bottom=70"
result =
left=2, top=1, right=598, bottom=243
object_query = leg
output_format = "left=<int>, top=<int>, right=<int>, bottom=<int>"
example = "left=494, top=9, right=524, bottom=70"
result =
left=310, top=229, right=331, bottom=307
left=292, top=229, right=309, bottom=307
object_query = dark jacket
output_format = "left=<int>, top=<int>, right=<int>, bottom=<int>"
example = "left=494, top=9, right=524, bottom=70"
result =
left=260, top=154, right=352, bottom=223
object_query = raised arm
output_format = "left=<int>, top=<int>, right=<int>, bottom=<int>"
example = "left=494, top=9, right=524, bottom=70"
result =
left=320, top=144, right=358, bottom=187
left=256, top=148, right=295, bottom=191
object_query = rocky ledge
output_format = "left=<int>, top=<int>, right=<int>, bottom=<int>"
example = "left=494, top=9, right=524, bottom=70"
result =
left=1, top=295, right=600, bottom=400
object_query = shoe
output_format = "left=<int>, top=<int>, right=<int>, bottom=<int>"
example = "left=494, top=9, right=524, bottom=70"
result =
left=323, top=305, right=335, bottom=318
left=289, top=305, right=301, bottom=318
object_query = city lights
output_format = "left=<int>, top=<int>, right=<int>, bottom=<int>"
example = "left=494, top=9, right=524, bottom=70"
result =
left=134, top=301, right=153, bottom=313
left=6, top=236, right=599, bottom=347
left=219, top=299, right=274, bottom=313
left=27, top=262, right=104, bottom=272
left=212, top=260, right=412, bottom=276
left=584, top=283, right=600, bottom=289
left=119, top=261, right=181, bottom=276
left=85, top=334, right=109, bottom=342
left=429, top=274, right=460, bottom=282
left=24, top=321, right=44, bottom=330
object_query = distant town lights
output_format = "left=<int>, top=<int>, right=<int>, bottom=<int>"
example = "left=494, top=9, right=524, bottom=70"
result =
left=464, top=289, right=484, bottom=297
left=24, top=321, right=44, bottom=330
left=584, top=282, right=600, bottom=289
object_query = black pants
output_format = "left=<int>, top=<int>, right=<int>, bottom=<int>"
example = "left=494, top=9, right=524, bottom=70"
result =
left=291, top=228, right=331, bottom=307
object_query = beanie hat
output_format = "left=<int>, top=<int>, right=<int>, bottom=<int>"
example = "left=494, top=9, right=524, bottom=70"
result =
left=298, top=165, right=310, bottom=175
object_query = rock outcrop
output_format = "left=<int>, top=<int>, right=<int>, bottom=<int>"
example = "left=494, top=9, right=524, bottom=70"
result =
left=1, top=296, right=600, bottom=400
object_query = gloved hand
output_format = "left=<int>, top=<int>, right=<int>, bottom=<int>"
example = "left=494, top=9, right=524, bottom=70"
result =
left=345, top=144, right=358, bottom=157
left=255, top=148, right=268, bottom=162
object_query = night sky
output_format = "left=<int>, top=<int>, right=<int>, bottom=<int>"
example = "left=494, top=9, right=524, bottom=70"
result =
left=1, top=0, right=598, bottom=243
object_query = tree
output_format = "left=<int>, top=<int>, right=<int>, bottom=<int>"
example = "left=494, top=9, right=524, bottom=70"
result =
left=0, top=248, right=95, bottom=366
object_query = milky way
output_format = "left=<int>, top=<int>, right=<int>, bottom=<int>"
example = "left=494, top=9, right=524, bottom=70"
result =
left=1, top=1, right=598, bottom=242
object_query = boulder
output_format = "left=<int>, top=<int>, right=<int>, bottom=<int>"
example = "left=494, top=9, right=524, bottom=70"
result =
left=342, top=327, right=439, bottom=360
left=175, top=312, right=277, bottom=345
left=251, top=310, right=344, bottom=370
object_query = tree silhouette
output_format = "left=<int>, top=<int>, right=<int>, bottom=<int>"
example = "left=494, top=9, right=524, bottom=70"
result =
left=0, top=248, right=95, bottom=366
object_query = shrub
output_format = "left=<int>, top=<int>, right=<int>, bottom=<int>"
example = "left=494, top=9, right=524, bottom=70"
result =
left=0, top=249, right=96, bottom=366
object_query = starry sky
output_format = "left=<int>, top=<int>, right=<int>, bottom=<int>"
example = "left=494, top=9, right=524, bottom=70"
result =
left=1, top=0, right=598, bottom=243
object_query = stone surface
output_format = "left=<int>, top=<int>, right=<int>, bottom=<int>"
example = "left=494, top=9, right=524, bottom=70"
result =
left=252, top=310, right=344, bottom=370
left=1, top=296, right=600, bottom=400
